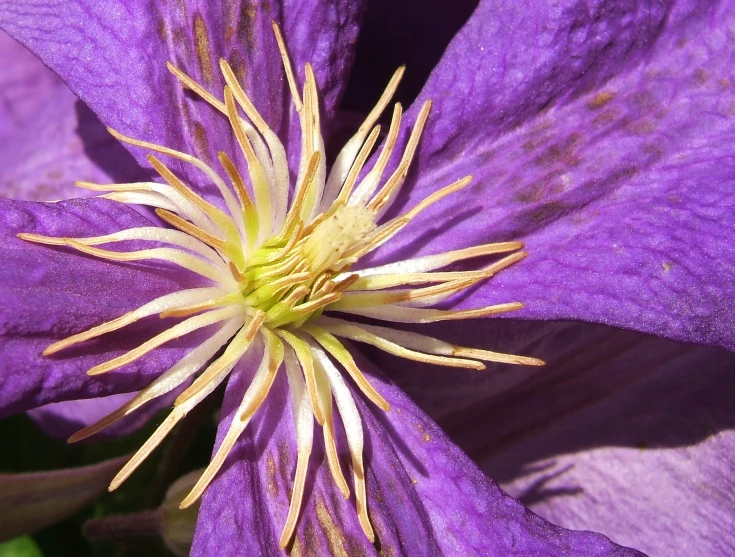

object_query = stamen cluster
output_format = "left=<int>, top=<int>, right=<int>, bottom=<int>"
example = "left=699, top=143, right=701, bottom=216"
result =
left=20, top=23, right=542, bottom=548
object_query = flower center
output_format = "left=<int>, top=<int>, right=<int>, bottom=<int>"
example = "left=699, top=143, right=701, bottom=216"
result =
left=231, top=203, right=375, bottom=329
left=19, top=23, right=543, bottom=550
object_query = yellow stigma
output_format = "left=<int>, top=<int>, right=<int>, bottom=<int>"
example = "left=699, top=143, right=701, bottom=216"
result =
left=18, top=23, right=544, bottom=549
left=302, top=205, right=374, bottom=274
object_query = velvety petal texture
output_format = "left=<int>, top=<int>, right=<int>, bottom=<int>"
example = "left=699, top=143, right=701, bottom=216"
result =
left=473, top=328, right=735, bottom=556
left=193, top=350, right=640, bottom=556
left=379, top=319, right=735, bottom=555
left=0, top=32, right=145, bottom=201
left=0, top=198, right=210, bottom=416
left=365, top=0, right=735, bottom=352
left=0, top=0, right=364, bottom=190
left=0, top=29, right=61, bottom=139
left=26, top=388, right=183, bottom=440
left=0, top=86, right=147, bottom=201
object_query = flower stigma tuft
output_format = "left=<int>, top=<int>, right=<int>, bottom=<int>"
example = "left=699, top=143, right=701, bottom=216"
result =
left=19, top=23, right=544, bottom=549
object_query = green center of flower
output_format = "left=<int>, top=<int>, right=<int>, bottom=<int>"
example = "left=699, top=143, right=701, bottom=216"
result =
left=231, top=203, right=374, bottom=328
left=19, top=23, right=543, bottom=549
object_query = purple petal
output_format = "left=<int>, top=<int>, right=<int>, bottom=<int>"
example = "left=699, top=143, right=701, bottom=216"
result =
left=364, top=1, right=735, bottom=351
left=27, top=393, right=136, bottom=439
left=0, top=197, right=210, bottom=417
left=0, top=0, right=364, bottom=186
left=27, top=386, right=180, bottom=440
left=435, top=323, right=735, bottom=555
left=193, top=348, right=639, bottom=555
left=0, top=31, right=148, bottom=201
left=410, top=0, right=674, bottom=153
left=0, top=29, right=61, bottom=139
left=0, top=85, right=147, bottom=201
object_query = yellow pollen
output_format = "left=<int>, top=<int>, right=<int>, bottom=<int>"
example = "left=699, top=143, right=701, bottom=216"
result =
left=18, top=23, right=544, bottom=550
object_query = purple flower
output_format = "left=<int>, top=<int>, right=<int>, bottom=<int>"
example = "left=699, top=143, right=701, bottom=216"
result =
left=1, top=0, right=733, bottom=555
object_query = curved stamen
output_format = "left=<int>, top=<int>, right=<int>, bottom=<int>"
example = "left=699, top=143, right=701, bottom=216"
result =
left=333, top=301, right=526, bottom=323
left=279, top=347, right=314, bottom=548
left=321, top=66, right=405, bottom=209
left=311, top=344, right=373, bottom=542
left=303, top=325, right=390, bottom=411
left=317, top=316, right=545, bottom=367
left=63, top=240, right=228, bottom=284
left=87, top=306, right=242, bottom=376
left=353, top=240, right=525, bottom=277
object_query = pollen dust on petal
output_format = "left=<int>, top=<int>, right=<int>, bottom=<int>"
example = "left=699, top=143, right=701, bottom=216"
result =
left=315, top=502, right=349, bottom=557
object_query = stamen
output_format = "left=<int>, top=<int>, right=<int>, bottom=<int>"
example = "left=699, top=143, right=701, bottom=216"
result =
left=300, top=201, right=338, bottom=237
left=335, top=125, right=382, bottom=205
left=248, top=253, right=301, bottom=288
left=160, top=293, right=239, bottom=319
left=167, top=61, right=274, bottom=175
left=68, top=318, right=243, bottom=442
left=87, top=306, right=241, bottom=376
left=179, top=330, right=284, bottom=508
left=42, top=287, right=225, bottom=356
left=109, top=328, right=245, bottom=490
left=281, top=151, right=322, bottom=236
left=19, top=227, right=226, bottom=270
left=367, top=100, right=432, bottom=214
left=332, top=273, right=361, bottom=293
left=77, top=181, right=217, bottom=234
left=312, top=347, right=374, bottom=542
left=300, top=64, right=326, bottom=219
left=166, top=61, right=227, bottom=114
left=109, top=129, right=244, bottom=236
left=63, top=240, right=228, bottom=284
left=101, top=191, right=181, bottom=215
left=242, top=272, right=311, bottom=307
left=238, top=328, right=285, bottom=422
left=279, top=347, right=314, bottom=548
left=277, top=330, right=326, bottom=426
left=271, top=21, right=303, bottom=112
left=218, top=151, right=259, bottom=253
left=315, top=319, right=484, bottom=369
left=224, top=86, right=273, bottom=241
left=351, top=103, right=403, bottom=205
left=310, top=275, right=335, bottom=299
left=322, top=66, right=405, bottom=208
left=320, top=390, right=350, bottom=499
left=346, top=175, right=473, bottom=260
left=331, top=278, right=482, bottom=309
left=343, top=217, right=410, bottom=262
left=354, top=240, right=524, bottom=276
left=347, top=251, right=527, bottom=290
left=303, top=325, right=390, bottom=410
left=109, top=407, right=186, bottom=490
left=220, top=59, right=289, bottom=227
left=251, top=223, right=303, bottom=267
left=278, top=286, right=311, bottom=310
left=335, top=301, right=525, bottom=323
left=266, top=292, right=341, bottom=328
left=147, top=155, right=240, bottom=240
left=155, top=208, right=227, bottom=251
left=391, top=174, right=473, bottom=222
left=229, top=262, right=246, bottom=282
left=318, top=316, right=545, bottom=367
left=174, top=311, right=265, bottom=407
